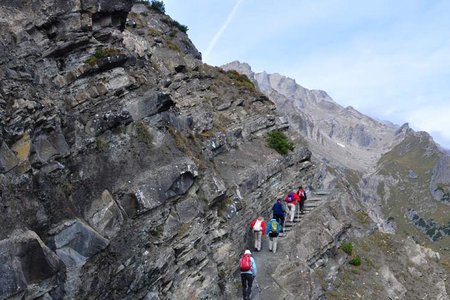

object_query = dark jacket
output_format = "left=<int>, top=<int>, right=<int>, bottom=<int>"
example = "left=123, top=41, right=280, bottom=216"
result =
left=272, top=202, right=285, bottom=216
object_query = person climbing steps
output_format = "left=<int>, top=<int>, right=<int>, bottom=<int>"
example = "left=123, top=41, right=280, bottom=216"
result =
left=297, top=185, right=307, bottom=214
left=250, top=216, right=266, bottom=252
left=272, top=198, right=285, bottom=232
left=266, top=218, right=281, bottom=253
left=240, top=249, right=257, bottom=300
left=284, top=190, right=300, bottom=222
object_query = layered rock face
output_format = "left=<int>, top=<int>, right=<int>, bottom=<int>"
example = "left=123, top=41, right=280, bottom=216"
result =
left=0, top=1, right=314, bottom=299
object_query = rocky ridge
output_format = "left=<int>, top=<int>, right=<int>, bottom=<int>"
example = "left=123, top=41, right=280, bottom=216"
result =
left=221, top=61, right=409, bottom=171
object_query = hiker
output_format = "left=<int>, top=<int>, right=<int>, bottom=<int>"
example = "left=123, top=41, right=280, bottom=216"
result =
left=240, top=249, right=257, bottom=300
left=297, top=186, right=307, bottom=214
left=250, top=216, right=266, bottom=252
left=284, top=190, right=300, bottom=222
left=266, top=218, right=281, bottom=253
left=272, top=198, right=285, bottom=230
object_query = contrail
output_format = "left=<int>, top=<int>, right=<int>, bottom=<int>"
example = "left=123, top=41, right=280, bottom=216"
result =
left=204, top=0, right=244, bottom=61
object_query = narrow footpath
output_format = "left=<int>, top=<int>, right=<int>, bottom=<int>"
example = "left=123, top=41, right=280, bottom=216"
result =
left=232, top=193, right=328, bottom=300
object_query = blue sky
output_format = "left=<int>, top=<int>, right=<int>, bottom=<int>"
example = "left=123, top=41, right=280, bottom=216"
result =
left=164, top=0, right=450, bottom=149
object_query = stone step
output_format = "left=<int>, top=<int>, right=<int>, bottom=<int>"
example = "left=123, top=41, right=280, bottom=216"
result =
left=312, top=191, right=330, bottom=195
left=305, top=198, right=324, bottom=201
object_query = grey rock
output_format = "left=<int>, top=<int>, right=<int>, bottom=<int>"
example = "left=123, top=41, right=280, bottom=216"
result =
left=199, top=170, right=227, bottom=206
left=85, top=190, right=125, bottom=239
left=176, top=196, right=203, bottom=223
left=31, top=135, right=59, bottom=165
left=0, top=141, right=18, bottom=173
left=143, top=291, right=160, bottom=300
left=48, top=220, right=109, bottom=266
left=0, top=231, right=64, bottom=300
left=126, top=91, right=174, bottom=121
left=134, top=159, right=198, bottom=213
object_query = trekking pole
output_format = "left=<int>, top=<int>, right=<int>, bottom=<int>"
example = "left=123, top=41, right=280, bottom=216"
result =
left=254, top=277, right=262, bottom=293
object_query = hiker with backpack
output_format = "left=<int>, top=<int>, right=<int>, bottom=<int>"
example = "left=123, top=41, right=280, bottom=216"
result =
left=272, top=198, right=285, bottom=231
left=284, top=190, right=300, bottom=222
left=266, top=218, right=281, bottom=253
left=297, top=186, right=307, bottom=214
left=250, top=216, right=266, bottom=252
left=240, top=249, right=257, bottom=300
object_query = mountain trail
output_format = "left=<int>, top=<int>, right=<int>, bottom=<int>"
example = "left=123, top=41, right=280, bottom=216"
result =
left=232, top=193, right=328, bottom=299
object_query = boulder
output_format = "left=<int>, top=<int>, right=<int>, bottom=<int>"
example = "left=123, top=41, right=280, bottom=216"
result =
left=126, top=91, right=174, bottom=121
left=135, top=158, right=198, bottom=213
left=85, top=190, right=125, bottom=239
left=48, top=220, right=109, bottom=268
left=0, top=141, right=18, bottom=173
left=0, top=230, right=64, bottom=299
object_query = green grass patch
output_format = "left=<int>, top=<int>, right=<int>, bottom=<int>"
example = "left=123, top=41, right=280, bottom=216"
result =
left=340, top=242, right=353, bottom=255
left=96, top=137, right=109, bottom=152
left=355, top=211, right=371, bottom=225
left=349, top=255, right=362, bottom=266
left=136, top=122, right=153, bottom=146
left=225, top=70, right=256, bottom=92
left=167, top=41, right=180, bottom=52
left=85, top=47, right=120, bottom=66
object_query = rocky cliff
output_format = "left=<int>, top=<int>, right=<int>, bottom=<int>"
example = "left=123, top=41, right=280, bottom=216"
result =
left=0, top=1, right=314, bottom=299
left=1, top=1, right=449, bottom=300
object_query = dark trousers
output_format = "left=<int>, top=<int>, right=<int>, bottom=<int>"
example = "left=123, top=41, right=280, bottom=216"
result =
left=273, top=214, right=285, bottom=229
left=241, top=273, right=254, bottom=300
left=299, top=199, right=306, bottom=212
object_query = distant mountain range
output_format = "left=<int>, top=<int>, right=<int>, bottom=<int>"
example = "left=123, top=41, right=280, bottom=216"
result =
left=222, top=61, right=409, bottom=171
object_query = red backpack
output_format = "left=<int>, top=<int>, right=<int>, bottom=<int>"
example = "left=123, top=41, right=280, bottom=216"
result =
left=239, top=254, right=251, bottom=271
left=286, top=192, right=295, bottom=203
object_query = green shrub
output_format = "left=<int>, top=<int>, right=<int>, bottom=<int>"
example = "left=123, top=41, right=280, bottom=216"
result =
left=150, top=0, right=165, bottom=13
left=266, top=130, right=294, bottom=155
left=340, top=242, right=353, bottom=255
left=349, top=255, right=361, bottom=266
left=161, top=18, right=188, bottom=33
left=172, top=20, right=188, bottom=33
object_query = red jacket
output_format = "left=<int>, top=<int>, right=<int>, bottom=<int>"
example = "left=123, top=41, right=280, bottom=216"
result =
left=297, top=188, right=306, bottom=201
left=250, top=218, right=266, bottom=236
left=284, top=192, right=300, bottom=205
